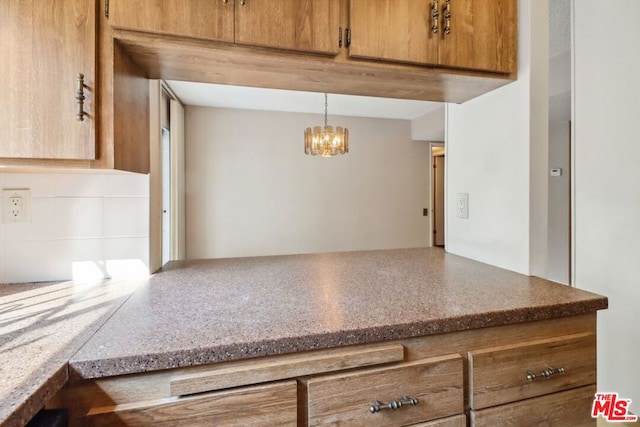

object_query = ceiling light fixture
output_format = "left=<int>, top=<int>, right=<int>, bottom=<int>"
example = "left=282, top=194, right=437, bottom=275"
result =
left=304, top=93, right=349, bottom=157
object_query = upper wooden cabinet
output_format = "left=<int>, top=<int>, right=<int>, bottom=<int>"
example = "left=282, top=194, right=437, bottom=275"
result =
left=0, top=0, right=96, bottom=160
left=439, top=0, right=517, bottom=73
left=348, top=0, right=517, bottom=73
left=348, top=0, right=439, bottom=66
left=109, top=0, right=234, bottom=43
left=235, top=0, right=341, bottom=55
left=108, top=0, right=341, bottom=56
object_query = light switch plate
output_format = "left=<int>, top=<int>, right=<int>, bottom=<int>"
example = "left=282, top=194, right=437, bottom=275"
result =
left=3, top=189, right=31, bottom=223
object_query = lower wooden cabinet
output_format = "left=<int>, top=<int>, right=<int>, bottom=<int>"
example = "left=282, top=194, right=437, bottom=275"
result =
left=85, top=381, right=297, bottom=427
left=468, top=332, right=597, bottom=427
left=468, top=332, right=596, bottom=410
left=471, top=385, right=597, bottom=427
left=49, top=314, right=598, bottom=427
left=304, top=355, right=463, bottom=426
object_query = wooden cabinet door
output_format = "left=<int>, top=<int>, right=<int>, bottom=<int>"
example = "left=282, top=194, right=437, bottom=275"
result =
left=349, top=0, right=516, bottom=73
left=235, top=0, right=341, bottom=55
left=439, top=0, right=517, bottom=73
left=109, top=0, right=234, bottom=43
left=0, top=0, right=95, bottom=159
left=349, top=0, right=439, bottom=65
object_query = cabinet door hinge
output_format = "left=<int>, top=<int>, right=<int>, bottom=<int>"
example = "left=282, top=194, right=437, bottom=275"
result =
left=345, top=28, right=351, bottom=48
left=105, top=0, right=110, bottom=19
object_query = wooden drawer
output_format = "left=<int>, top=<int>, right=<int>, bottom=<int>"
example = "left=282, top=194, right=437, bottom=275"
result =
left=468, top=332, right=596, bottom=409
left=84, top=380, right=296, bottom=426
left=305, top=354, right=463, bottom=426
left=409, top=414, right=467, bottom=426
left=471, top=385, right=597, bottom=426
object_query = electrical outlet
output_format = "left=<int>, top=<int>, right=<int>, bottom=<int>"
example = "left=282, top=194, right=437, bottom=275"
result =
left=3, top=189, right=31, bottom=223
left=457, top=193, right=469, bottom=219
left=9, top=197, right=22, bottom=220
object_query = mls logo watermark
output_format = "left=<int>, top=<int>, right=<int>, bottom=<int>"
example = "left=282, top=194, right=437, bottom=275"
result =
left=592, top=393, right=638, bottom=422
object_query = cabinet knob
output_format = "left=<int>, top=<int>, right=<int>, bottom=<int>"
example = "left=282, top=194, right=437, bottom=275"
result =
left=369, top=396, right=419, bottom=413
left=240, top=0, right=246, bottom=5
left=75, top=73, right=86, bottom=122
left=526, top=366, right=565, bottom=382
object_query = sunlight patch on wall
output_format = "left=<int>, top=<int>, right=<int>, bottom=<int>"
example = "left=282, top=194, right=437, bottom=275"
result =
left=72, top=259, right=149, bottom=282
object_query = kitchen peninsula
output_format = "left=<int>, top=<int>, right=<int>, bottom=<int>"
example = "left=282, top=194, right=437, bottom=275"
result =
left=2, top=248, right=607, bottom=426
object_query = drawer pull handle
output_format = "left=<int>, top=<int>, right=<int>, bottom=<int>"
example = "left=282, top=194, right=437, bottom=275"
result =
left=369, top=395, right=419, bottom=413
left=526, top=366, right=565, bottom=382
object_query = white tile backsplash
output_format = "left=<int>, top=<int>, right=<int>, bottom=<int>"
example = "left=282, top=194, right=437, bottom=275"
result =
left=0, top=176, right=3, bottom=282
left=4, top=197, right=57, bottom=241
left=57, top=238, right=105, bottom=280
left=0, top=172, right=150, bottom=283
left=104, top=197, right=149, bottom=237
left=105, top=173, right=149, bottom=197
left=5, top=240, right=64, bottom=283
left=4, top=173, right=55, bottom=196
left=104, top=237, right=150, bottom=278
left=55, top=197, right=104, bottom=239
left=0, top=229, right=4, bottom=284
left=55, top=174, right=106, bottom=197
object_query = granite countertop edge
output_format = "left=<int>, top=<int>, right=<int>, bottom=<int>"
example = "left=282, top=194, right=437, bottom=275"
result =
left=3, top=365, right=69, bottom=427
left=69, top=297, right=608, bottom=380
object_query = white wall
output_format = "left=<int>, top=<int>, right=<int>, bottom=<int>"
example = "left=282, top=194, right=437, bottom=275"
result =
left=411, top=106, right=445, bottom=142
left=185, top=107, right=430, bottom=259
left=547, top=121, right=570, bottom=284
left=574, top=0, right=640, bottom=411
left=0, top=172, right=150, bottom=283
left=445, top=0, right=548, bottom=275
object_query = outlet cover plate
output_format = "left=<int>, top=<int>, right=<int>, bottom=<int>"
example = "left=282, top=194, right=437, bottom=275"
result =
left=456, top=192, right=469, bottom=219
left=3, top=188, right=31, bottom=223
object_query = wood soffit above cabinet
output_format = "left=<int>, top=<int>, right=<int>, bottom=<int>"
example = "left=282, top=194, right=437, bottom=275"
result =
left=109, top=0, right=517, bottom=104
left=115, top=29, right=515, bottom=105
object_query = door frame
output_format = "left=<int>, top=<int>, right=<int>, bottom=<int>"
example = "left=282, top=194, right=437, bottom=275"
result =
left=149, top=80, right=186, bottom=272
left=429, top=142, right=445, bottom=247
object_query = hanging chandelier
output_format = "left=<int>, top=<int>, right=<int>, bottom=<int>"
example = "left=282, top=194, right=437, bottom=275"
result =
left=304, top=93, right=349, bottom=157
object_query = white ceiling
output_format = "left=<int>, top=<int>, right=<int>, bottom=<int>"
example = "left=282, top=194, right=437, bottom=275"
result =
left=167, top=3, right=571, bottom=120
left=166, top=80, right=442, bottom=120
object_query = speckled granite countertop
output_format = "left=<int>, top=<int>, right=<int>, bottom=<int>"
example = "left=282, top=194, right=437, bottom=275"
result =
left=0, top=280, right=139, bottom=427
left=70, top=248, right=607, bottom=380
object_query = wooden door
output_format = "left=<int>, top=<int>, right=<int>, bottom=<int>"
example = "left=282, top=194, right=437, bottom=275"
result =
left=235, top=0, right=341, bottom=55
left=348, top=0, right=438, bottom=65
left=109, top=0, right=234, bottom=43
left=0, top=0, right=95, bottom=159
left=439, top=0, right=517, bottom=73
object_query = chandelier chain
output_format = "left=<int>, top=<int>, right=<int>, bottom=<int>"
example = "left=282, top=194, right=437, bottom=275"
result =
left=324, top=93, right=328, bottom=127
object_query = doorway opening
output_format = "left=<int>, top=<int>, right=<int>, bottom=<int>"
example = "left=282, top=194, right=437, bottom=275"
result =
left=150, top=81, right=186, bottom=272
left=161, top=126, right=171, bottom=265
left=431, top=143, right=445, bottom=248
